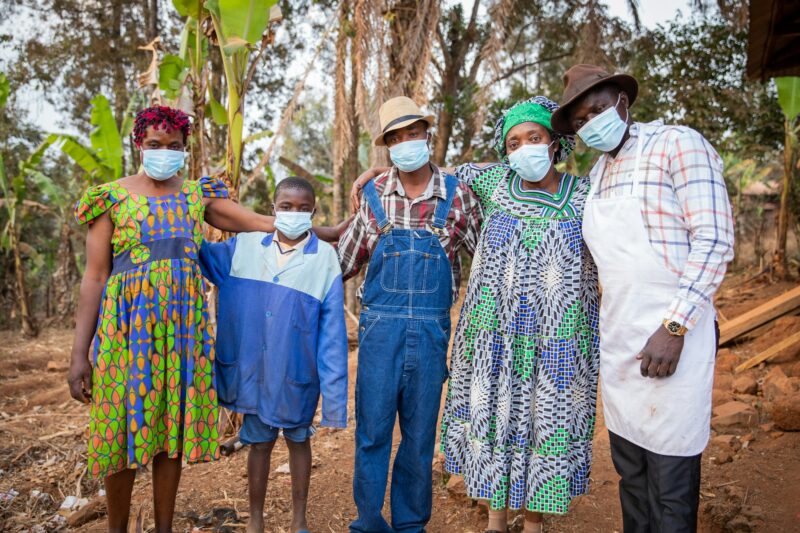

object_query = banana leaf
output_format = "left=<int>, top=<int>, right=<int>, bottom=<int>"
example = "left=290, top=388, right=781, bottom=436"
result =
left=89, top=95, right=123, bottom=179
left=218, top=0, right=276, bottom=46
left=775, top=77, right=800, bottom=120
left=0, top=72, right=8, bottom=110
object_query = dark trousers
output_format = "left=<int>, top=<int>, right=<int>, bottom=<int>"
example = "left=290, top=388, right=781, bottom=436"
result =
left=608, top=431, right=702, bottom=533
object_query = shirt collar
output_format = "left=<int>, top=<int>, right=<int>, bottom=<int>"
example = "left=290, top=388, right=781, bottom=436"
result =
left=382, top=164, right=446, bottom=200
left=261, top=231, right=319, bottom=254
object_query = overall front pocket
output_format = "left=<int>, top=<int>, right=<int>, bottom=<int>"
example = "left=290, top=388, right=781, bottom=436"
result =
left=380, top=250, right=441, bottom=293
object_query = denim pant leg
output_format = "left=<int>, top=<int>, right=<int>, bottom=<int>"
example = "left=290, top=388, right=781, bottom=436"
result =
left=390, top=318, right=449, bottom=533
left=351, top=315, right=404, bottom=533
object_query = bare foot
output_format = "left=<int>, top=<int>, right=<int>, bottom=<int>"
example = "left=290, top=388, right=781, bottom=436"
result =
left=246, top=516, right=264, bottom=533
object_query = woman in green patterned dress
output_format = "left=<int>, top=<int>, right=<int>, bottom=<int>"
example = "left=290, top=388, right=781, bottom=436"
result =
left=438, top=96, right=600, bottom=533
left=351, top=96, right=600, bottom=533
left=68, top=106, right=279, bottom=532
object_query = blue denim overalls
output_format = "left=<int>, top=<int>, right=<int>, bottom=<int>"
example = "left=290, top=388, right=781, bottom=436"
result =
left=350, top=175, right=457, bottom=533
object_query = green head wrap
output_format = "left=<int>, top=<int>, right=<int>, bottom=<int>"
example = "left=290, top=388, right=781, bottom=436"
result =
left=500, top=103, right=553, bottom=145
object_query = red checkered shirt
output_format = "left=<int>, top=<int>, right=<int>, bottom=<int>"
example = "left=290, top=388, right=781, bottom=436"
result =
left=589, top=120, right=734, bottom=330
left=338, top=165, right=482, bottom=298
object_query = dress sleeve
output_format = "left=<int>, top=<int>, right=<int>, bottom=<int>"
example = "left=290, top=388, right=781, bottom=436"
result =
left=454, top=163, right=506, bottom=207
left=73, top=183, right=121, bottom=225
left=199, top=176, right=230, bottom=199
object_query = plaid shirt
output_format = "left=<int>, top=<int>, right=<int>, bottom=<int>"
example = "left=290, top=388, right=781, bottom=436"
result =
left=590, top=120, right=734, bottom=330
left=338, top=165, right=482, bottom=298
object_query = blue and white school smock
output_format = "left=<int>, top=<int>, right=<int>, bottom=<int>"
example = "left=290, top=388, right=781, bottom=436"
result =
left=199, top=231, right=348, bottom=429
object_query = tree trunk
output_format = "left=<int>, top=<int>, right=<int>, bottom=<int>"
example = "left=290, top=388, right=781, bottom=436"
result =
left=773, top=118, right=795, bottom=279
left=10, top=227, right=38, bottom=338
left=332, top=0, right=350, bottom=223
left=146, top=0, right=159, bottom=41
left=110, top=1, right=127, bottom=132
left=53, top=219, right=80, bottom=323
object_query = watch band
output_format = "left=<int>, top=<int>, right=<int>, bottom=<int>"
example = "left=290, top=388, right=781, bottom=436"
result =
left=663, top=319, right=688, bottom=336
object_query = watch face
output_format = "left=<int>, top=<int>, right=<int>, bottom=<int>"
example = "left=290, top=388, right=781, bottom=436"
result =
left=668, top=322, right=680, bottom=333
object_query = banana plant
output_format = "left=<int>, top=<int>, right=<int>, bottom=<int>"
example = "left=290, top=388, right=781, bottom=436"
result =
left=0, top=139, right=50, bottom=338
left=172, top=0, right=280, bottom=195
left=47, top=94, right=132, bottom=184
left=772, top=77, right=800, bottom=277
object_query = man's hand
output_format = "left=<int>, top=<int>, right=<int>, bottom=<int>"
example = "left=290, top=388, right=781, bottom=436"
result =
left=68, top=354, right=93, bottom=403
left=636, top=326, right=685, bottom=378
left=350, top=167, right=390, bottom=213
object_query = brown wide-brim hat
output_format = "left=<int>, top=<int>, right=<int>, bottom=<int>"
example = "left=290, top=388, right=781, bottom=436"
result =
left=373, top=96, right=435, bottom=146
left=550, top=64, right=639, bottom=134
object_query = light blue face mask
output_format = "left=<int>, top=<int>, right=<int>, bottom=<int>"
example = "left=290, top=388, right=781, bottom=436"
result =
left=274, top=210, right=313, bottom=240
left=142, top=149, right=187, bottom=181
left=388, top=139, right=430, bottom=172
left=577, top=94, right=629, bottom=152
left=508, top=142, right=554, bottom=183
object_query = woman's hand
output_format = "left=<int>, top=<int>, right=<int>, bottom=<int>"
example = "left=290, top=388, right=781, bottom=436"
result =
left=350, top=167, right=389, bottom=213
left=68, top=355, right=93, bottom=403
left=69, top=213, right=112, bottom=404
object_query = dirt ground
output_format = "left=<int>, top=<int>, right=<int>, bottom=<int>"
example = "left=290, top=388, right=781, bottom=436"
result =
left=1, top=273, right=800, bottom=532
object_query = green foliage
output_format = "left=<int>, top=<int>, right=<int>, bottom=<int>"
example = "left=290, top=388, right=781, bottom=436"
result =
left=0, top=73, right=8, bottom=110
left=89, top=95, right=123, bottom=179
left=218, top=0, right=276, bottom=48
left=159, top=55, right=188, bottom=100
left=631, top=16, right=783, bottom=156
left=46, top=93, right=127, bottom=183
left=775, top=77, right=800, bottom=120
left=174, top=0, right=204, bottom=18
left=207, top=90, right=229, bottom=125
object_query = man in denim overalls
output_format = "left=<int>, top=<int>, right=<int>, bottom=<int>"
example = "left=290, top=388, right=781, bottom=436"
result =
left=337, top=97, right=481, bottom=532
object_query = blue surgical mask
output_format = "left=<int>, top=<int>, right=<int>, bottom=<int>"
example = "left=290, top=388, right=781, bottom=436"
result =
left=577, top=94, right=629, bottom=152
left=274, top=210, right=313, bottom=240
left=142, top=149, right=186, bottom=181
left=508, top=143, right=554, bottom=183
left=388, top=139, right=430, bottom=172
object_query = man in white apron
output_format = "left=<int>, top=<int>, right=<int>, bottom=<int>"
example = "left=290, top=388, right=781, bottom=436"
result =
left=550, top=65, right=734, bottom=532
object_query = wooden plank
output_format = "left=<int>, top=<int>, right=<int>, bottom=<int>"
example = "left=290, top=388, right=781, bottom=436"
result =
left=735, top=330, right=800, bottom=373
left=719, top=285, right=800, bottom=345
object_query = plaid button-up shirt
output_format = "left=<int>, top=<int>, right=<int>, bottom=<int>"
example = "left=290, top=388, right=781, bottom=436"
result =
left=590, top=120, right=734, bottom=330
left=338, top=165, right=482, bottom=298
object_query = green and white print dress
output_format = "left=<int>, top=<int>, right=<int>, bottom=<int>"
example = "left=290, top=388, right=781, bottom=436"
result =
left=440, top=163, right=600, bottom=514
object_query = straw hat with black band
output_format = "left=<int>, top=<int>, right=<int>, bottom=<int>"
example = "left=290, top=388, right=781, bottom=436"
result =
left=550, top=64, right=639, bottom=135
left=373, top=96, right=435, bottom=146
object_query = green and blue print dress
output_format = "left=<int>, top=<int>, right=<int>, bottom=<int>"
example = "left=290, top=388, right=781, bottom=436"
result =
left=440, top=164, right=600, bottom=514
left=74, top=177, right=225, bottom=477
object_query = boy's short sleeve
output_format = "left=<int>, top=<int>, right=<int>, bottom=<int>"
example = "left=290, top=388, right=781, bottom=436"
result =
left=199, top=237, right=237, bottom=286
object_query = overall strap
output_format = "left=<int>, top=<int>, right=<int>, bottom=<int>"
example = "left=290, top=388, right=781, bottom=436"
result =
left=431, top=173, right=459, bottom=230
left=362, top=180, right=392, bottom=234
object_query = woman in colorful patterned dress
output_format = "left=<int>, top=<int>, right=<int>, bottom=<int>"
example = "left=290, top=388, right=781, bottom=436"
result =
left=439, top=97, right=600, bottom=533
left=351, top=96, right=601, bottom=532
left=68, top=106, right=278, bottom=532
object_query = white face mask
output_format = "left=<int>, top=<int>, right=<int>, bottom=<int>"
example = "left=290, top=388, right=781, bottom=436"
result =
left=508, top=142, right=554, bottom=183
left=273, top=210, right=313, bottom=240
left=388, top=139, right=430, bottom=172
left=576, top=93, right=629, bottom=152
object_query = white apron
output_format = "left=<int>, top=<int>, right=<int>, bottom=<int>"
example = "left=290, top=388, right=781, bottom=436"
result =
left=582, top=128, right=716, bottom=457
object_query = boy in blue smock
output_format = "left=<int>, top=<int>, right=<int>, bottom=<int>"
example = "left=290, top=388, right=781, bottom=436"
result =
left=200, top=177, right=348, bottom=533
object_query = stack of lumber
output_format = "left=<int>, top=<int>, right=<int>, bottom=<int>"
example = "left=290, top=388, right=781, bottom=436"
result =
left=717, top=285, right=800, bottom=373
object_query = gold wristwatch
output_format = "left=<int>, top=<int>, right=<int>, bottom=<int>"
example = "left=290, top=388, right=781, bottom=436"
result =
left=663, top=319, right=688, bottom=336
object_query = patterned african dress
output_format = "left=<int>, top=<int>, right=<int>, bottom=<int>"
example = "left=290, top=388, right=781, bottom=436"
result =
left=440, top=163, right=600, bottom=515
left=74, top=177, right=225, bottom=478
